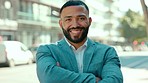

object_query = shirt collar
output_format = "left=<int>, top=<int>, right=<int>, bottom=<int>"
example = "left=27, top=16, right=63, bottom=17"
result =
left=64, top=37, right=88, bottom=49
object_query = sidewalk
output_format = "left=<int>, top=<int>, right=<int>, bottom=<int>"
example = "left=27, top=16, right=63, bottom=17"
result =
left=118, top=51, right=148, bottom=56
left=121, top=67, right=148, bottom=83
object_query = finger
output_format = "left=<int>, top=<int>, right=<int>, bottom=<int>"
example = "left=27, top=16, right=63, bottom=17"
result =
left=56, top=62, right=60, bottom=66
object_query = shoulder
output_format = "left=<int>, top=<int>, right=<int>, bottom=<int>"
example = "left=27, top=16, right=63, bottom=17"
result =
left=37, top=39, right=66, bottom=51
left=89, top=39, right=111, bottom=48
left=88, top=39, right=115, bottom=51
left=38, top=43, right=58, bottom=50
left=92, top=41, right=118, bottom=58
left=94, top=42, right=111, bottom=48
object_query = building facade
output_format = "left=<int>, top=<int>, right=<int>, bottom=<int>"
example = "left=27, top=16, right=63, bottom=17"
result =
left=85, top=0, right=121, bottom=43
left=0, top=0, right=123, bottom=46
left=0, top=0, right=62, bottom=47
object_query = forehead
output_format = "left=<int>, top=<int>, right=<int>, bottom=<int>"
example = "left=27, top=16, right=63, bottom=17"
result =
left=60, top=5, right=89, bottom=18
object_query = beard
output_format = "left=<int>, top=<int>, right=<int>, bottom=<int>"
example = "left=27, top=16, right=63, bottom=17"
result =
left=62, top=26, right=89, bottom=43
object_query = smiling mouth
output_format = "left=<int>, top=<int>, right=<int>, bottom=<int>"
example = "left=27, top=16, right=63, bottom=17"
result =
left=69, top=28, right=83, bottom=34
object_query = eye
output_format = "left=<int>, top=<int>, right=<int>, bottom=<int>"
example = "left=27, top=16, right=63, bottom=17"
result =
left=65, top=18, right=72, bottom=22
left=79, top=17, right=86, bottom=21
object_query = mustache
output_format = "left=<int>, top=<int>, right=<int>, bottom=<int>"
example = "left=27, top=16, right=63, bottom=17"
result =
left=67, top=27, right=85, bottom=32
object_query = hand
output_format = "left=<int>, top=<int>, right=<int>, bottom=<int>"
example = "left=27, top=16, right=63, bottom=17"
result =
left=96, top=77, right=101, bottom=83
left=56, top=62, right=60, bottom=66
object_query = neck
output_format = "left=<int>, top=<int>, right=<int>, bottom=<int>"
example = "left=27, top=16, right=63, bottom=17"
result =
left=68, top=38, right=87, bottom=50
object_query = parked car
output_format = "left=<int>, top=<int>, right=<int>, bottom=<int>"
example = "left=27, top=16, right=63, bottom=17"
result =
left=0, top=41, right=34, bottom=67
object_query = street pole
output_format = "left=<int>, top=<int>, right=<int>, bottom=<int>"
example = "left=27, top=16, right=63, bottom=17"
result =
left=4, top=0, right=11, bottom=19
left=140, top=0, right=148, bottom=38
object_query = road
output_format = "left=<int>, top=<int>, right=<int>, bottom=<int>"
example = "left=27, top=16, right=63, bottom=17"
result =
left=119, top=51, right=148, bottom=83
left=0, top=64, right=39, bottom=83
left=0, top=51, right=148, bottom=83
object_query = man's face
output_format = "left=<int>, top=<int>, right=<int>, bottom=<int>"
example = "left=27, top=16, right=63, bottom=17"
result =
left=59, top=5, right=92, bottom=43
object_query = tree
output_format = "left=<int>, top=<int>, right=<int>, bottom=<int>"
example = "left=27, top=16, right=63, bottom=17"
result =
left=118, top=9, right=147, bottom=42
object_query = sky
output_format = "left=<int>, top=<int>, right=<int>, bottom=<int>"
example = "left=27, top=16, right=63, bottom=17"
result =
left=119, top=0, right=143, bottom=13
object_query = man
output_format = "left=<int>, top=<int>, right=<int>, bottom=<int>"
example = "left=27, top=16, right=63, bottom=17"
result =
left=36, top=0, right=123, bottom=83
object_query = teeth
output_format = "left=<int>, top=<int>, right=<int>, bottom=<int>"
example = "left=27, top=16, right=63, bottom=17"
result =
left=70, top=29, right=81, bottom=34
left=70, top=28, right=82, bottom=32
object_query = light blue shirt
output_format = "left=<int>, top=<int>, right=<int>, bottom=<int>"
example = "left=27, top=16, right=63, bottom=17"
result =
left=65, top=38, right=88, bottom=73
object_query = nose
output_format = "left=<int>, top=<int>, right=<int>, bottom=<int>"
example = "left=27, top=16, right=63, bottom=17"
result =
left=71, top=19, right=80, bottom=28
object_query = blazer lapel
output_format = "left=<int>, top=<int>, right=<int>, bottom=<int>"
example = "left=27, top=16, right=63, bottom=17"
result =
left=58, top=39, right=79, bottom=72
left=83, top=39, right=95, bottom=72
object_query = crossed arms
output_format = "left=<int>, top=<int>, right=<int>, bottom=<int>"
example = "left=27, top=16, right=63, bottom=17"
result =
left=36, top=45, right=123, bottom=83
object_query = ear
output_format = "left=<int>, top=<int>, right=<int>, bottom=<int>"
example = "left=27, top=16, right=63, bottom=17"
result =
left=89, top=17, right=92, bottom=24
left=59, top=19, right=63, bottom=28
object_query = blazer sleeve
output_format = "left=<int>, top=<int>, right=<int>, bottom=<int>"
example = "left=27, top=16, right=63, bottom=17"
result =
left=98, top=47, right=123, bottom=83
left=36, top=45, right=96, bottom=83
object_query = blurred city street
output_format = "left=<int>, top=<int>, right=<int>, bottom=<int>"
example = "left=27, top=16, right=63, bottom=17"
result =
left=0, top=0, right=148, bottom=83
left=119, top=51, right=148, bottom=83
left=122, top=67, right=148, bottom=83
left=0, top=64, right=39, bottom=83
left=0, top=51, right=148, bottom=83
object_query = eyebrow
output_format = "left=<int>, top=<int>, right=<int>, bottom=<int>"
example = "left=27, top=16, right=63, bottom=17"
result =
left=64, top=16, right=72, bottom=19
left=64, top=15, right=86, bottom=18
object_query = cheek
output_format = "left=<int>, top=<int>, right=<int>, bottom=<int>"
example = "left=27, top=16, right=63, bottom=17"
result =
left=80, top=20, right=90, bottom=27
left=84, top=21, right=90, bottom=26
left=63, top=24, right=71, bottom=30
left=60, top=21, right=69, bottom=30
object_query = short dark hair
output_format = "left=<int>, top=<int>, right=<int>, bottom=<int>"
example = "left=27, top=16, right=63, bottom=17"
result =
left=60, top=0, right=89, bottom=14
